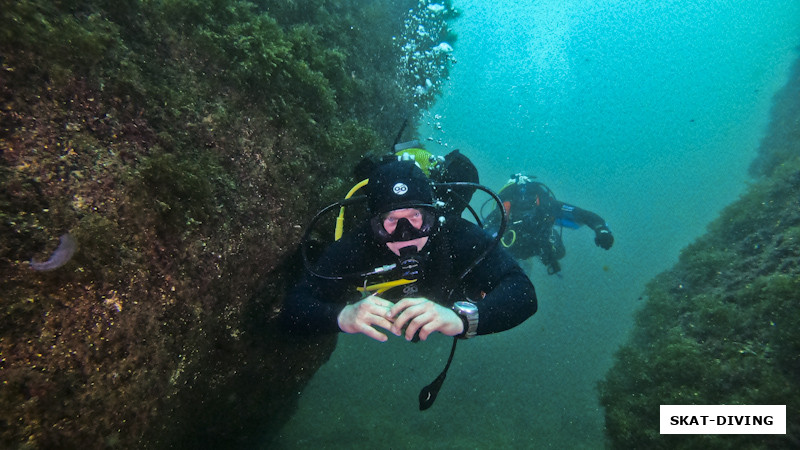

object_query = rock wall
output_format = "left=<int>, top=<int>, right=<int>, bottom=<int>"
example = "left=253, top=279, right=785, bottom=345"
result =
left=600, top=56, right=800, bottom=448
left=0, top=1, right=458, bottom=447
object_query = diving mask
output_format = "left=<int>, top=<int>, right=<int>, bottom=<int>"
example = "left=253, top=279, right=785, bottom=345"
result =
left=371, top=208, right=437, bottom=243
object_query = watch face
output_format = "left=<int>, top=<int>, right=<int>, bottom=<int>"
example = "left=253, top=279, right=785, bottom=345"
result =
left=455, top=301, right=478, bottom=313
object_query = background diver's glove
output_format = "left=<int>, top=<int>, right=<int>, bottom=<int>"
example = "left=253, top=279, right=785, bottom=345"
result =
left=594, top=225, right=614, bottom=250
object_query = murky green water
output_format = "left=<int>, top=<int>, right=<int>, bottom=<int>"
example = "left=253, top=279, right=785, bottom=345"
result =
left=272, top=1, right=800, bottom=447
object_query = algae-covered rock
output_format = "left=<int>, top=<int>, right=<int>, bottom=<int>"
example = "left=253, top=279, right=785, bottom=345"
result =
left=600, top=58, right=800, bottom=448
left=0, top=0, right=457, bottom=447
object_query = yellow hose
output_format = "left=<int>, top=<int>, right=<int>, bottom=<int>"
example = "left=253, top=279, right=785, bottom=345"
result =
left=356, top=278, right=417, bottom=295
left=335, top=178, right=369, bottom=240
left=501, top=229, right=516, bottom=247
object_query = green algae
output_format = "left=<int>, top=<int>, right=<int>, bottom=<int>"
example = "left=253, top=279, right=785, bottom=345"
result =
left=1, top=0, right=457, bottom=447
left=600, top=68, right=800, bottom=447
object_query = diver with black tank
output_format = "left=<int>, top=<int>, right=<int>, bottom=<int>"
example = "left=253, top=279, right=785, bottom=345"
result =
left=485, top=173, right=614, bottom=275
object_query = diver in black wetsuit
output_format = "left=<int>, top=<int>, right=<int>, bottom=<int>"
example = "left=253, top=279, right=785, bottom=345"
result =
left=283, top=160, right=537, bottom=342
left=489, top=174, right=614, bottom=275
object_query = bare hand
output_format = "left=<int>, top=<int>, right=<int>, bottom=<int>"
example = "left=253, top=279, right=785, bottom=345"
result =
left=337, top=296, right=396, bottom=342
left=387, top=298, right=464, bottom=341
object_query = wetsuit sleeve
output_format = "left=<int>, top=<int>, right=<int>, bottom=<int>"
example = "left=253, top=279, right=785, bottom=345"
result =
left=281, top=235, right=365, bottom=335
left=553, top=201, right=608, bottom=231
left=282, top=272, right=349, bottom=335
left=452, top=222, right=538, bottom=335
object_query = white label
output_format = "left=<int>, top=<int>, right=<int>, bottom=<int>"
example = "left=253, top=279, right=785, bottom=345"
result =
left=660, top=405, right=786, bottom=434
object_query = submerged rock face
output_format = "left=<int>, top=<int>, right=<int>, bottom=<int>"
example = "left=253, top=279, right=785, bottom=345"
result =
left=600, top=59, right=800, bottom=447
left=0, top=1, right=458, bottom=448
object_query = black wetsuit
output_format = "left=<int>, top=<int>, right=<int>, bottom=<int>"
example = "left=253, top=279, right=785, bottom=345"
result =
left=497, top=181, right=609, bottom=269
left=283, top=218, right=537, bottom=336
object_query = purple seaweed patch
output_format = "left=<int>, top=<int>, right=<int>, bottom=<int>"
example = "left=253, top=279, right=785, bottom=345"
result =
left=30, top=233, right=78, bottom=271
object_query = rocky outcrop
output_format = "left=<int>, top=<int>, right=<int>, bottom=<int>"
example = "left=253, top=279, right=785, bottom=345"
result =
left=600, top=56, right=800, bottom=448
left=0, top=1, right=458, bottom=447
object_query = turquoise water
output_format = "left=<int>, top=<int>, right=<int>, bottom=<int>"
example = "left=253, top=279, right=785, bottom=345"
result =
left=272, top=1, right=800, bottom=448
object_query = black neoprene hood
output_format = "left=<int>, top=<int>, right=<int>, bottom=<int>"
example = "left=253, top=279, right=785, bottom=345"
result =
left=367, top=160, right=434, bottom=215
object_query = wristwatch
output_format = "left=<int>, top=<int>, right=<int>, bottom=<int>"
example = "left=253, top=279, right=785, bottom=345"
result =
left=452, top=301, right=479, bottom=339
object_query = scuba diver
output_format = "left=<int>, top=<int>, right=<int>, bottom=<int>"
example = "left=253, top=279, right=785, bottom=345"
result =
left=282, top=159, right=537, bottom=409
left=486, top=173, right=614, bottom=275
